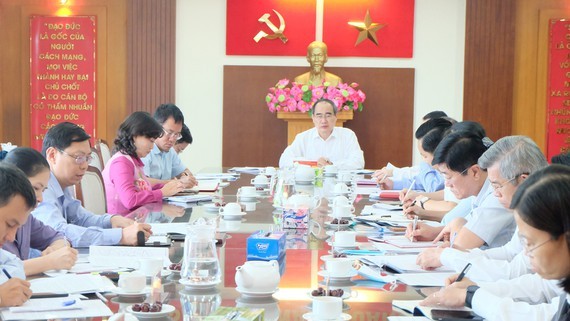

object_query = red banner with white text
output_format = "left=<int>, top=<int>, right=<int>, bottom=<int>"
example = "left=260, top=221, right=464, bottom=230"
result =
left=546, top=19, right=570, bottom=161
left=30, top=16, right=96, bottom=150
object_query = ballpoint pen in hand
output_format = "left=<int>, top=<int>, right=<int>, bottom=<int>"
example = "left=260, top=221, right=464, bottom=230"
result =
left=450, top=231, right=458, bottom=249
left=410, top=215, right=418, bottom=242
left=455, top=263, right=472, bottom=283
left=399, top=179, right=416, bottom=206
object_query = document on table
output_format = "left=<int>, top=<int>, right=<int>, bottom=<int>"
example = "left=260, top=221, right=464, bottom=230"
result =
left=396, top=272, right=456, bottom=287
left=30, top=274, right=115, bottom=294
left=392, top=299, right=473, bottom=318
left=149, top=222, right=188, bottom=235
left=1, top=297, right=112, bottom=320
left=164, top=194, right=213, bottom=203
left=367, top=255, right=454, bottom=273
left=387, top=317, right=430, bottom=321
left=382, top=236, right=440, bottom=249
left=195, top=173, right=239, bottom=180
left=228, top=167, right=264, bottom=174
left=184, top=179, right=220, bottom=193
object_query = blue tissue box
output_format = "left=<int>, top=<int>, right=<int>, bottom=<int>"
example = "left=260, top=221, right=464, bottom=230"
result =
left=246, top=231, right=286, bottom=261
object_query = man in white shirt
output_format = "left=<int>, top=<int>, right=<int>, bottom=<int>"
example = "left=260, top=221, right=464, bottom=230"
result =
left=278, top=99, right=364, bottom=170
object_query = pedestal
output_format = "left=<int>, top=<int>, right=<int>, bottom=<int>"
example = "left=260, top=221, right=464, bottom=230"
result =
left=277, top=110, right=354, bottom=144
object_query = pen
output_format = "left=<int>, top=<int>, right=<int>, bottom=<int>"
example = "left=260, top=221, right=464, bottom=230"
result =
left=62, top=299, right=76, bottom=306
left=450, top=231, right=458, bottom=249
left=455, top=263, right=472, bottom=283
left=95, top=291, right=108, bottom=303
left=399, top=179, right=416, bottom=206
left=2, top=268, right=12, bottom=279
left=410, top=215, right=418, bottom=242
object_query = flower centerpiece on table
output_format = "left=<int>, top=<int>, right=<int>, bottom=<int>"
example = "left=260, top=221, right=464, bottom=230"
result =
left=265, top=79, right=366, bottom=114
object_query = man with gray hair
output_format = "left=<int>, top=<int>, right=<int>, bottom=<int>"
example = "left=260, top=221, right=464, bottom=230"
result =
left=419, top=135, right=548, bottom=277
left=278, top=98, right=364, bottom=169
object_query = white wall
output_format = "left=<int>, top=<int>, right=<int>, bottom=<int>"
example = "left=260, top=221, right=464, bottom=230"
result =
left=176, top=0, right=466, bottom=171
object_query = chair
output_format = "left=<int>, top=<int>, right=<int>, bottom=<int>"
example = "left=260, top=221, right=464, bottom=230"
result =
left=75, top=166, right=107, bottom=214
left=96, top=139, right=112, bottom=169
left=90, top=147, right=103, bottom=172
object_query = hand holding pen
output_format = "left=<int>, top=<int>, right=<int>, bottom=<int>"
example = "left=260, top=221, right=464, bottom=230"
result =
left=1, top=269, right=32, bottom=307
left=409, top=215, right=419, bottom=242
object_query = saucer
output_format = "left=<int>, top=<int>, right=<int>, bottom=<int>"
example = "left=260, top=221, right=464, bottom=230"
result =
left=239, top=195, right=258, bottom=201
left=161, top=269, right=172, bottom=277
left=236, top=287, right=279, bottom=298
left=111, top=286, right=151, bottom=297
left=43, top=269, right=69, bottom=277
left=202, top=203, right=222, bottom=212
left=326, top=241, right=358, bottom=249
left=302, top=312, right=352, bottom=321
left=295, top=180, right=314, bottom=185
left=253, top=183, right=270, bottom=189
left=318, top=270, right=358, bottom=279
left=330, top=191, right=351, bottom=197
left=127, top=304, right=175, bottom=318
left=179, top=278, right=220, bottom=289
left=222, top=212, right=247, bottom=220
left=325, top=221, right=352, bottom=229
left=166, top=267, right=181, bottom=274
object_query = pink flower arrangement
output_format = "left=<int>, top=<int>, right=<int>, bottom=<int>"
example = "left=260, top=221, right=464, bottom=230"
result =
left=265, top=79, right=366, bottom=113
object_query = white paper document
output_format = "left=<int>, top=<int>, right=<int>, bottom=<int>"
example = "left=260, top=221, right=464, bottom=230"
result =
left=1, top=298, right=112, bottom=320
left=9, top=295, right=83, bottom=313
left=164, top=194, right=213, bottom=203
left=388, top=317, right=430, bottom=321
left=149, top=222, right=188, bottom=235
left=89, top=245, right=170, bottom=269
left=396, top=272, right=456, bottom=287
left=382, top=236, right=440, bottom=249
left=367, top=255, right=454, bottom=273
left=30, top=274, right=115, bottom=294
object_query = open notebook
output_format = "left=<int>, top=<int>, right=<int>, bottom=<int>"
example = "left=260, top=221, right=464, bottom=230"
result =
left=184, top=179, right=220, bottom=193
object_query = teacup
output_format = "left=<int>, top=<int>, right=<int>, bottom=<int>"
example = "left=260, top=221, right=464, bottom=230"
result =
left=242, top=201, right=257, bottom=211
left=138, top=257, right=163, bottom=277
left=251, top=175, right=269, bottom=186
left=219, top=219, right=242, bottom=231
left=295, top=165, right=315, bottom=182
left=331, top=205, right=355, bottom=218
left=324, top=164, right=338, bottom=175
left=333, top=231, right=356, bottom=247
left=219, top=202, right=242, bottom=216
left=264, top=167, right=277, bottom=176
left=321, top=255, right=354, bottom=278
left=237, top=186, right=257, bottom=199
left=312, top=296, right=343, bottom=320
left=333, top=183, right=351, bottom=194
left=332, top=195, right=351, bottom=207
left=337, top=171, right=353, bottom=182
left=118, top=271, right=146, bottom=292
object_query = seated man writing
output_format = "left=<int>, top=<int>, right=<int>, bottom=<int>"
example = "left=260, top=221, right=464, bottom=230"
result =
left=279, top=99, right=364, bottom=170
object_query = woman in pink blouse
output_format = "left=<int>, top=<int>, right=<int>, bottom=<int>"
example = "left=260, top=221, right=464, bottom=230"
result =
left=102, top=112, right=184, bottom=215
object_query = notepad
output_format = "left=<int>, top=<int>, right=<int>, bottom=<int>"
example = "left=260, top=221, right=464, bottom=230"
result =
left=183, top=179, right=220, bottom=193
left=382, top=236, right=440, bottom=249
left=9, top=295, right=82, bottom=313
left=1, top=299, right=112, bottom=320
left=164, top=194, right=213, bottom=203
left=30, top=274, right=115, bottom=294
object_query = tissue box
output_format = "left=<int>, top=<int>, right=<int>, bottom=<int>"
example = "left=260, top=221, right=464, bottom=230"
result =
left=246, top=231, right=286, bottom=261
left=282, top=208, right=310, bottom=229
left=203, top=307, right=264, bottom=321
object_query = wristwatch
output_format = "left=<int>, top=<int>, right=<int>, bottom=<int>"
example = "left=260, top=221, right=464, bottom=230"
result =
left=419, top=196, right=430, bottom=209
left=465, top=285, right=480, bottom=308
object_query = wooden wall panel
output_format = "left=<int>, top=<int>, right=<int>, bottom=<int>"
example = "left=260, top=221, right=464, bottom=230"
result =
left=512, top=0, right=570, bottom=152
left=127, top=0, right=176, bottom=114
left=222, top=66, right=415, bottom=169
left=0, top=0, right=128, bottom=147
left=463, top=0, right=516, bottom=141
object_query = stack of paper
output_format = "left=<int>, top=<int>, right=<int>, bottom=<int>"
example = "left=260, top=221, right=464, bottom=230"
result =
left=30, top=274, right=115, bottom=294
left=164, top=194, right=213, bottom=204
left=1, top=296, right=112, bottom=320
left=228, top=167, right=264, bottom=174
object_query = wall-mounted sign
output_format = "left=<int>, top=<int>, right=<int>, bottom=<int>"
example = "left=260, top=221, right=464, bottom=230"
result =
left=30, top=15, right=96, bottom=150
left=546, top=19, right=570, bottom=160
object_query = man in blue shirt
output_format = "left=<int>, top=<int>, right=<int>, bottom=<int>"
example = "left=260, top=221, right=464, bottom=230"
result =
left=0, top=164, right=35, bottom=306
left=142, top=103, right=197, bottom=187
left=33, top=122, right=152, bottom=247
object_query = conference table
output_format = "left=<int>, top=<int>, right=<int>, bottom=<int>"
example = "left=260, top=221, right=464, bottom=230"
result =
left=83, top=169, right=427, bottom=320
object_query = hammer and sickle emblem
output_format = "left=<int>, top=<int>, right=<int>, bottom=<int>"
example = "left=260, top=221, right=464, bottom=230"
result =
left=253, top=9, right=288, bottom=43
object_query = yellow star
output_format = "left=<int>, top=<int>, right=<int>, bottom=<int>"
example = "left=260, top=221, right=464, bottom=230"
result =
left=348, top=10, right=385, bottom=46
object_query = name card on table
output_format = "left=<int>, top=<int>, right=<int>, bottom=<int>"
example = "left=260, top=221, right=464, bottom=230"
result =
left=89, top=246, right=170, bottom=269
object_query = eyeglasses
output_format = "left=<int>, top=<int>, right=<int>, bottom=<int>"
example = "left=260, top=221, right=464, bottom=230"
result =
left=519, top=235, right=552, bottom=257
left=162, top=128, right=182, bottom=141
left=58, top=149, right=92, bottom=165
left=490, top=173, right=527, bottom=191
left=313, top=112, right=334, bottom=120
